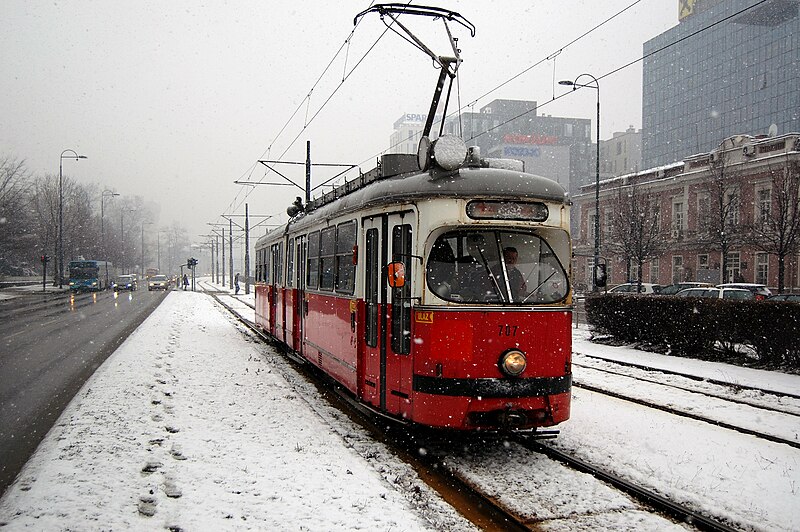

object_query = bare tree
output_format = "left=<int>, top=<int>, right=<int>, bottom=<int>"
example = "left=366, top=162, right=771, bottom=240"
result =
left=607, top=181, right=666, bottom=291
left=0, top=156, right=35, bottom=266
left=750, top=158, right=800, bottom=293
left=30, top=175, right=60, bottom=282
left=695, top=146, right=748, bottom=282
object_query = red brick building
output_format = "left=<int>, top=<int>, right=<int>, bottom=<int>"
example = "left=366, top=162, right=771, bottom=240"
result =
left=572, top=133, right=800, bottom=293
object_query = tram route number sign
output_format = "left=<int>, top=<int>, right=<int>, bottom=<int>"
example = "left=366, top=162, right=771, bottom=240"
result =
left=414, top=311, right=434, bottom=323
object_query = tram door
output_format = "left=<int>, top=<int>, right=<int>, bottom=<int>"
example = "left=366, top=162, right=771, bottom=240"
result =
left=270, top=242, right=283, bottom=341
left=293, top=235, right=307, bottom=356
left=361, top=212, right=414, bottom=417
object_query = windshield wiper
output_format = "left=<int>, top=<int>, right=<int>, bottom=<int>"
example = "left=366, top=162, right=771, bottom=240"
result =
left=523, top=271, right=557, bottom=304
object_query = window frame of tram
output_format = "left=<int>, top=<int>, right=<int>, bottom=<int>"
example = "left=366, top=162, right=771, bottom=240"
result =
left=365, top=227, right=379, bottom=348
left=306, top=231, right=320, bottom=290
left=261, top=247, right=270, bottom=284
left=319, top=227, right=336, bottom=291
left=391, top=223, right=412, bottom=355
left=287, top=238, right=295, bottom=288
left=335, top=221, right=357, bottom=295
left=271, top=242, right=283, bottom=285
left=425, top=229, right=569, bottom=304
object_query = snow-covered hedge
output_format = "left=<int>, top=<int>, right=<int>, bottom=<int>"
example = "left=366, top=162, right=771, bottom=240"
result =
left=585, top=294, right=800, bottom=369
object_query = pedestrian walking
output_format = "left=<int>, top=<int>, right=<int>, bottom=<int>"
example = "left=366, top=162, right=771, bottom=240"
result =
left=183, top=274, right=189, bottom=291
left=234, top=272, right=240, bottom=295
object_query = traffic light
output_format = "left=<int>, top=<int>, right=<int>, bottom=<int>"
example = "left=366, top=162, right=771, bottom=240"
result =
left=594, top=263, right=607, bottom=288
left=40, top=255, right=50, bottom=264
left=187, top=258, right=198, bottom=268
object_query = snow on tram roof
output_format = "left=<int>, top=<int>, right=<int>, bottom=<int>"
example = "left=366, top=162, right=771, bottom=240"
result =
left=258, top=158, right=569, bottom=243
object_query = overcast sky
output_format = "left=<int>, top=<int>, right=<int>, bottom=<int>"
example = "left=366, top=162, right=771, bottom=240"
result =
left=1, top=1, right=677, bottom=243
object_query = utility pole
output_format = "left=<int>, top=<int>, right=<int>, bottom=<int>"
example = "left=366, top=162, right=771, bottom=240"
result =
left=244, top=203, right=251, bottom=295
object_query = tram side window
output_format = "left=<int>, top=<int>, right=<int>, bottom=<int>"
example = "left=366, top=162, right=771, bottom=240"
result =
left=307, top=231, right=319, bottom=289
left=261, top=248, right=269, bottom=284
left=287, top=238, right=295, bottom=288
left=365, top=228, right=379, bottom=348
left=335, top=221, right=356, bottom=295
left=271, top=242, right=283, bottom=285
left=391, top=223, right=412, bottom=355
left=262, top=249, right=267, bottom=283
left=319, top=227, right=336, bottom=291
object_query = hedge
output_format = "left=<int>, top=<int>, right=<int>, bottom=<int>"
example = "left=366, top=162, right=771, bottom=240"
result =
left=585, top=294, right=800, bottom=370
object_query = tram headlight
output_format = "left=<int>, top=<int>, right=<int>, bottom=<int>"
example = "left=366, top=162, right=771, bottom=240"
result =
left=499, top=350, right=527, bottom=377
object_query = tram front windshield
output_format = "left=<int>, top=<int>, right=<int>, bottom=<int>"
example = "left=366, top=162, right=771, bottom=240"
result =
left=427, top=229, right=569, bottom=304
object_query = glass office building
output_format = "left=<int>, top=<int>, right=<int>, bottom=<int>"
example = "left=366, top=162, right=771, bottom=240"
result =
left=642, top=0, right=800, bottom=169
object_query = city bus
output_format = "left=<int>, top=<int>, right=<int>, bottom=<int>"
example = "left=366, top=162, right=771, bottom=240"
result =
left=68, top=260, right=117, bottom=292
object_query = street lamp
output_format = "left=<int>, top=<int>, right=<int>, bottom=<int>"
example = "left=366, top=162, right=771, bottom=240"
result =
left=141, top=222, right=153, bottom=277
left=157, top=230, right=167, bottom=272
left=559, top=74, right=600, bottom=291
left=121, top=209, right=136, bottom=274
left=100, top=190, right=119, bottom=255
left=58, top=149, right=87, bottom=288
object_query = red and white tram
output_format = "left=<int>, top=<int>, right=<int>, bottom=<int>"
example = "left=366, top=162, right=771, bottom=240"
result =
left=254, top=137, right=572, bottom=431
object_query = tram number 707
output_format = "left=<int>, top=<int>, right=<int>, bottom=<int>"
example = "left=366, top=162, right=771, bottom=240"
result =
left=499, top=325, right=518, bottom=337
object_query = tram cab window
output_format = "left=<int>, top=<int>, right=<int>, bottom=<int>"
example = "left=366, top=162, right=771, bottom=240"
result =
left=426, top=229, right=569, bottom=304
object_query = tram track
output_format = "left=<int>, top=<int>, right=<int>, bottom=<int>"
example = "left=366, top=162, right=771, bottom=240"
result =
left=571, top=354, right=800, bottom=450
left=206, top=290, right=531, bottom=530
left=573, top=360, right=800, bottom=415
left=575, top=351, right=800, bottom=401
left=206, top=288, right=739, bottom=530
left=517, top=437, right=739, bottom=532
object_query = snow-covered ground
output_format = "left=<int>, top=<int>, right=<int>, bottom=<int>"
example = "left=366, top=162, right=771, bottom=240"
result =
left=1, top=281, right=798, bottom=530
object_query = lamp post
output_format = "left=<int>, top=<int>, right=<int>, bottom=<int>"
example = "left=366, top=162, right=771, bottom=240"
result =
left=141, top=222, right=153, bottom=277
left=120, top=209, right=135, bottom=274
left=100, top=190, right=119, bottom=256
left=157, top=230, right=167, bottom=272
left=560, top=74, right=600, bottom=291
left=58, top=149, right=87, bottom=288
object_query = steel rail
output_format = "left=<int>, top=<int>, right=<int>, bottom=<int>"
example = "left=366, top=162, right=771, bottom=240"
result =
left=519, top=437, right=740, bottom=532
left=574, top=351, right=800, bottom=401
left=572, top=360, right=800, bottom=416
left=205, top=289, right=535, bottom=531
left=575, top=381, right=800, bottom=450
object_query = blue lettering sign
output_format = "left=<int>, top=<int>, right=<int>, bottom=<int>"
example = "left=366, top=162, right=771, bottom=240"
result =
left=405, top=113, right=427, bottom=123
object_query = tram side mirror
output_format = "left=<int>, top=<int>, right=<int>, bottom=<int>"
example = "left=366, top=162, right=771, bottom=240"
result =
left=387, top=262, right=406, bottom=288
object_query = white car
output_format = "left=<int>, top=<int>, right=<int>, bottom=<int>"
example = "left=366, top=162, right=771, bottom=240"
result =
left=608, top=282, right=663, bottom=294
left=676, top=287, right=754, bottom=300
left=717, top=283, right=771, bottom=300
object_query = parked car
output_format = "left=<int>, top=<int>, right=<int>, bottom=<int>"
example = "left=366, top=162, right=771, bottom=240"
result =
left=148, top=274, right=170, bottom=291
left=676, top=287, right=754, bottom=300
left=608, top=282, right=663, bottom=294
left=660, top=282, right=714, bottom=295
left=716, top=283, right=772, bottom=300
left=114, top=274, right=138, bottom=291
left=767, top=293, right=800, bottom=302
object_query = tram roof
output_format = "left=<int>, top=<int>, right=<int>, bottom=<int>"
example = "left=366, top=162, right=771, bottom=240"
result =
left=259, top=157, right=569, bottom=243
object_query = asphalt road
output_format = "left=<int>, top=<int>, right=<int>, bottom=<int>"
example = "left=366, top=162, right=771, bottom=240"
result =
left=0, top=286, right=169, bottom=496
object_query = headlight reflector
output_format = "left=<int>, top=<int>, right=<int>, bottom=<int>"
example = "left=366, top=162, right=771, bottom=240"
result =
left=499, top=350, right=527, bottom=376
